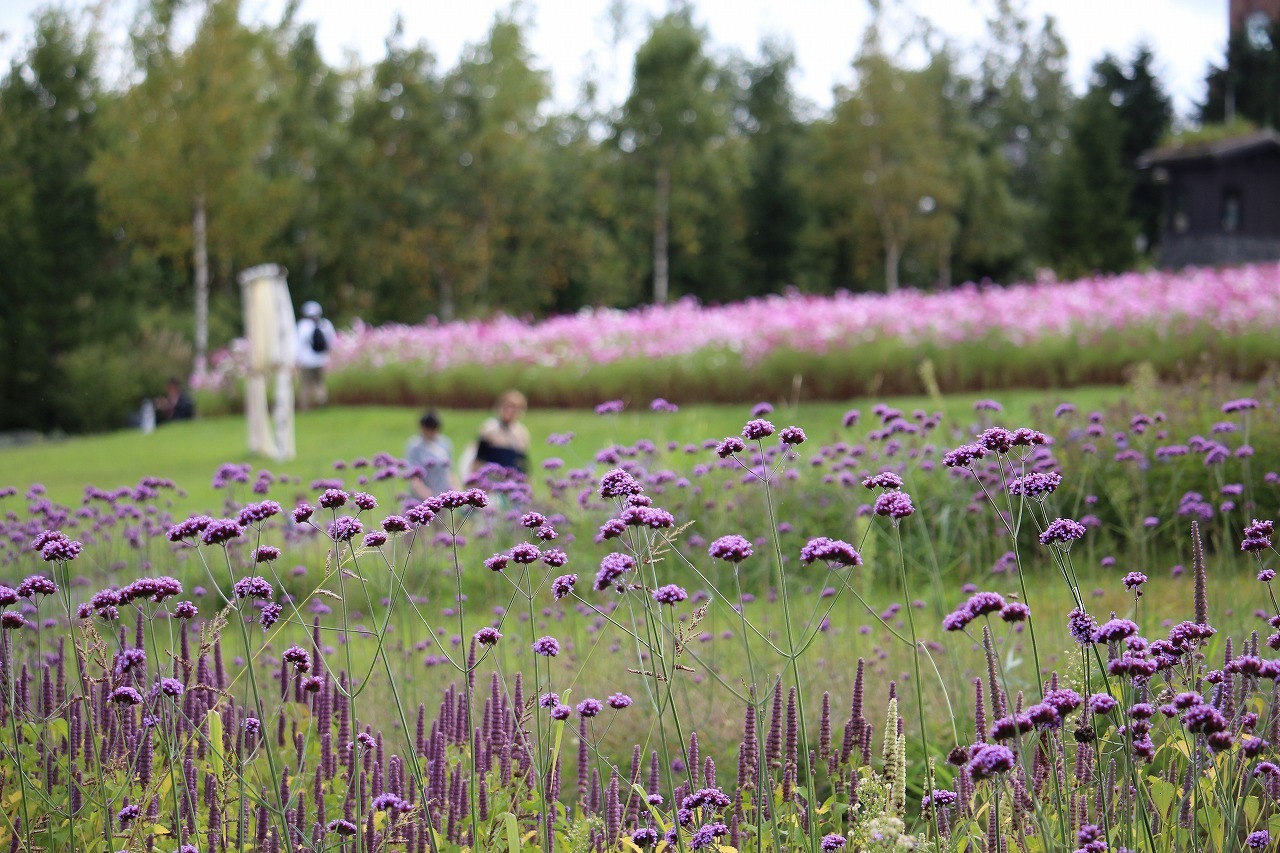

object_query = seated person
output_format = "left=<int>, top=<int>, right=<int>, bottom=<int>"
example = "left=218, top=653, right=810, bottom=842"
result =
left=406, top=411, right=456, bottom=499
left=155, top=378, right=195, bottom=424
left=473, top=390, right=530, bottom=474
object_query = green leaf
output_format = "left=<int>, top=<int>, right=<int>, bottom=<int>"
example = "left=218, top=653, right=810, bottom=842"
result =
left=1245, top=795, right=1260, bottom=826
left=503, top=812, right=520, bottom=853
left=1148, top=778, right=1176, bottom=821
left=206, top=710, right=224, bottom=778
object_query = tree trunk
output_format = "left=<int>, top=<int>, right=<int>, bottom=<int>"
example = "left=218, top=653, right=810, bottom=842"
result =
left=193, top=193, right=210, bottom=375
left=937, top=237, right=952, bottom=290
left=652, top=165, right=670, bottom=304
left=884, top=239, right=901, bottom=294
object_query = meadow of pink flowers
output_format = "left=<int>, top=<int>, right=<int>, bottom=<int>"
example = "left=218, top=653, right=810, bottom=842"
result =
left=195, top=263, right=1280, bottom=393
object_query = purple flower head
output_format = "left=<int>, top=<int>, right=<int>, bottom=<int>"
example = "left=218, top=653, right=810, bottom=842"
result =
left=371, top=793, right=407, bottom=812
left=484, top=553, right=509, bottom=572
left=233, top=577, right=273, bottom=600
left=1246, top=830, right=1271, bottom=849
left=594, top=552, right=636, bottom=591
left=778, top=426, right=806, bottom=445
left=650, top=397, right=679, bottom=413
left=318, top=489, right=348, bottom=509
left=977, top=427, right=1015, bottom=454
left=542, top=548, right=568, bottom=568
left=117, top=804, right=141, bottom=826
left=327, top=516, right=363, bottom=542
left=39, top=535, right=83, bottom=562
left=653, top=584, right=688, bottom=606
left=17, top=575, right=57, bottom=598
left=114, top=648, right=147, bottom=677
left=510, top=543, right=542, bottom=564
left=352, top=492, right=377, bottom=511
left=551, top=574, right=577, bottom=600
left=599, top=468, right=643, bottom=499
left=821, top=834, right=847, bottom=851
left=689, top=822, right=729, bottom=849
left=1000, top=602, right=1030, bottom=623
left=199, top=519, right=243, bottom=546
left=632, top=828, right=660, bottom=847
left=1008, top=471, right=1062, bottom=499
left=966, top=591, right=1006, bottom=617
left=1067, top=608, right=1098, bottom=645
left=1223, top=398, right=1261, bottom=413
left=173, top=600, right=198, bottom=619
left=237, top=500, right=281, bottom=525
left=943, top=443, right=988, bottom=468
left=155, top=677, right=184, bottom=698
left=577, top=698, right=603, bottom=718
left=1040, top=518, right=1086, bottom=547
left=607, top=693, right=633, bottom=709
left=842, top=409, right=860, bottom=427
left=942, top=609, right=972, bottom=631
left=1, top=611, right=26, bottom=630
left=405, top=502, right=436, bottom=526
left=362, top=531, right=388, bottom=548
left=110, top=686, right=144, bottom=706
left=327, top=819, right=357, bottom=836
left=715, top=436, right=746, bottom=458
left=709, top=534, right=753, bottom=562
left=1123, top=572, right=1148, bottom=593
left=1092, top=618, right=1139, bottom=644
left=538, top=692, right=560, bottom=708
left=967, top=743, right=1016, bottom=780
left=799, top=537, right=862, bottom=567
left=253, top=545, right=281, bottom=563
left=474, top=627, right=501, bottom=646
left=1089, top=693, right=1118, bottom=714
left=291, top=503, right=314, bottom=523
left=382, top=515, right=410, bottom=533
left=862, top=471, right=904, bottom=490
left=595, top=399, right=624, bottom=415
left=549, top=704, right=571, bottom=721
left=532, top=636, right=560, bottom=657
left=875, top=484, right=916, bottom=517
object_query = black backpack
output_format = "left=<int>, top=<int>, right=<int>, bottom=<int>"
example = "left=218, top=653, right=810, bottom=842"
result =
left=310, top=324, right=329, bottom=353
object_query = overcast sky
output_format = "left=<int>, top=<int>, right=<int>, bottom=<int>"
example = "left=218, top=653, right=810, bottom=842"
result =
left=0, top=0, right=1226, bottom=117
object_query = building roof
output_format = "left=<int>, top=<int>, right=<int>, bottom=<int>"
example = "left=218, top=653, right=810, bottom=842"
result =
left=1139, top=129, right=1280, bottom=168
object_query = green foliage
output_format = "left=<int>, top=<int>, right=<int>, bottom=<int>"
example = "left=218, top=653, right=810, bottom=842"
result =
left=0, top=0, right=1248, bottom=433
left=1201, top=16, right=1280, bottom=128
left=1044, top=83, right=1137, bottom=277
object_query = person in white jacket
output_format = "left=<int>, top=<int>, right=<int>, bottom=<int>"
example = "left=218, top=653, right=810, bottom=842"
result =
left=296, top=301, right=336, bottom=409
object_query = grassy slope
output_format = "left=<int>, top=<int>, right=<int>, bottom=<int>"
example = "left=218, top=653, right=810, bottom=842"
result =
left=2, top=387, right=1123, bottom=512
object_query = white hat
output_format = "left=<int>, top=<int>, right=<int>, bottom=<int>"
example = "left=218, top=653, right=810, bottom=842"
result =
left=302, top=301, right=322, bottom=318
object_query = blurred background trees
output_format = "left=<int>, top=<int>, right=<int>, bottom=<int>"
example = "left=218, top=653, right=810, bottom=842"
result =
left=0, top=0, right=1257, bottom=431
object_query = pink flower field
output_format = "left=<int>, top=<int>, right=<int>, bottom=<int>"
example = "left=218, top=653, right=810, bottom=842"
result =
left=196, top=263, right=1280, bottom=399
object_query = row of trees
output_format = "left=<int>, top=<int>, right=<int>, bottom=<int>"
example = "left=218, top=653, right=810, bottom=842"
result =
left=0, top=0, right=1269, bottom=431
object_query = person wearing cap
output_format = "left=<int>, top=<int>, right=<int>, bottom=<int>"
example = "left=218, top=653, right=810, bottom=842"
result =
left=296, top=300, right=336, bottom=409
left=406, top=410, right=457, bottom=499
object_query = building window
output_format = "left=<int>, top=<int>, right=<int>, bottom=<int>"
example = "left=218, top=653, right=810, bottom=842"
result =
left=1172, top=186, right=1189, bottom=234
left=1222, top=186, right=1242, bottom=233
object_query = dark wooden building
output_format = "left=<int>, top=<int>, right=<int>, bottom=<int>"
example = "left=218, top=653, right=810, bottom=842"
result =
left=1139, top=130, right=1280, bottom=268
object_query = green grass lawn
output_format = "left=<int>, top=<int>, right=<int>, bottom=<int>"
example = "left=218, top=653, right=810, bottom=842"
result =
left=2, top=385, right=1124, bottom=512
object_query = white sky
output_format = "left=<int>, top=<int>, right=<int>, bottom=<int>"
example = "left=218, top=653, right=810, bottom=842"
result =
left=0, top=0, right=1226, bottom=117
